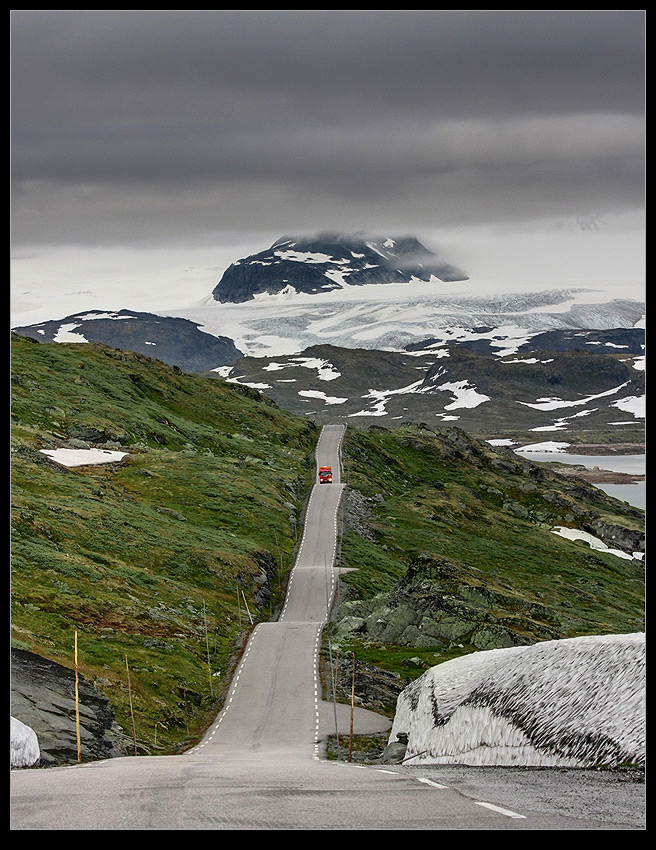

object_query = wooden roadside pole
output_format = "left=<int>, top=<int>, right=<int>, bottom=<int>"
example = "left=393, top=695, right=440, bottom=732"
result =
left=241, top=590, right=253, bottom=625
left=203, top=600, right=214, bottom=698
left=348, top=652, right=355, bottom=763
left=125, top=654, right=137, bottom=756
left=74, top=631, right=81, bottom=763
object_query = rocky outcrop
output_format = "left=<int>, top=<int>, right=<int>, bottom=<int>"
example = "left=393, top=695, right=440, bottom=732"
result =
left=329, top=654, right=406, bottom=712
left=331, top=553, right=562, bottom=651
left=586, top=519, right=645, bottom=555
left=10, top=648, right=129, bottom=767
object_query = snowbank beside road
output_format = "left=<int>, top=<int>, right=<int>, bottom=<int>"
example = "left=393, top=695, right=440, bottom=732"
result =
left=391, top=633, right=645, bottom=768
left=10, top=717, right=40, bottom=768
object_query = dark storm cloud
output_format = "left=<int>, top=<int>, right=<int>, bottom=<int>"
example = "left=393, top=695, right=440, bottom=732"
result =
left=11, top=9, right=645, bottom=246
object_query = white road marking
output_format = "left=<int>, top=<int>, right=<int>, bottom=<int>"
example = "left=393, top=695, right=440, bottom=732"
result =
left=416, top=777, right=448, bottom=789
left=475, top=801, right=527, bottom=819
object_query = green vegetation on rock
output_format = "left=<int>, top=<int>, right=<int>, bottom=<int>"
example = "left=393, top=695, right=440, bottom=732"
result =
left=327, top=424, right=644, bottom=697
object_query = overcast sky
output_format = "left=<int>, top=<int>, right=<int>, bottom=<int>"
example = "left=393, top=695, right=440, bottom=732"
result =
left=10, top=10, right=646, bottom=316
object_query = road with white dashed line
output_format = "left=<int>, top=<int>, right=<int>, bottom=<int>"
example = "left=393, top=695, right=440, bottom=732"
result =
left=10, top=425, right=642, bottom=829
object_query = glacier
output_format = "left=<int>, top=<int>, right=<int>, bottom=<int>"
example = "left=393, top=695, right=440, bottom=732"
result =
left=390, top=633, right=645, bottom=768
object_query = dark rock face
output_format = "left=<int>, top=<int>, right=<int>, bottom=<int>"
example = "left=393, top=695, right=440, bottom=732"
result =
left=11, top=648, right=127, bottom=766
left=406, top=327, right=646, bottom=359
left=420, top=345, right=644, bottom=400
left=212, top=233, right=469, bottom=302
left=517, top=328, right=646, bottom=356
left=12, top=310, right=242, bottom=373
left=331, top=655, right=406, bottom=712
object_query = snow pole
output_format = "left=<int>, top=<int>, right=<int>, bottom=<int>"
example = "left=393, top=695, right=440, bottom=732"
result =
left=203, top=599, right=213, bottom=698
left=74, top=631, right=81, bottom=763
left=348, top=652, right=355, bottom=762
left=241, top=589, right=253, bottom=624
left=328, top=642, right=339, bottom=751
left=125, top=654, right=137, bottom=756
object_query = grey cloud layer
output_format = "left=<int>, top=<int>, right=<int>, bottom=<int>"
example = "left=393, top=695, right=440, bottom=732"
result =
left=11, top=9, right=645, bottom=245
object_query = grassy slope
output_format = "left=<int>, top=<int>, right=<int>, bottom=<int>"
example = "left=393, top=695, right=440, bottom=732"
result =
left=331, top=425, right=644, bottom=681
left=11, top=334, right=318, bottom=753
left=11, top=334, right=645, bottom=751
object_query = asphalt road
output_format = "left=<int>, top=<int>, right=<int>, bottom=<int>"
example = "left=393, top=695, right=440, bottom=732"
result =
left=10, top=424, right=645, bottom=830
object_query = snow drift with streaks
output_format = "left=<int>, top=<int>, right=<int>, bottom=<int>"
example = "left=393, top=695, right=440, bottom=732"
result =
left=391, top=633, right=645, bottom=768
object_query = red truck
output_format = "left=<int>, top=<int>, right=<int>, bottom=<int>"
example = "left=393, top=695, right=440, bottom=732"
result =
left=318, top=466, right=333, bottom=484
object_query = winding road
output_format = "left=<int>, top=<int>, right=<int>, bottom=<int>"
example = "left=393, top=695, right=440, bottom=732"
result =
left=10, top=425, right=641, bottom=830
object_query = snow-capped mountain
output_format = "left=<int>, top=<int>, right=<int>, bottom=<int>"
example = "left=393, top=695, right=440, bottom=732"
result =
left=212, top=233, right=469, bottom=303
left=11, top=232, right=645, bottom=446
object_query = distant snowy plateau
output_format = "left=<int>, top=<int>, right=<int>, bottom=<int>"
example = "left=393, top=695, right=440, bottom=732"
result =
left=12, top=234, right=645, bottom=441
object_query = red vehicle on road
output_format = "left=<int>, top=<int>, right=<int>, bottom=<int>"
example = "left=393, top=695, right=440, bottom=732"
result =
left=318, top=466, right=333, bottom=484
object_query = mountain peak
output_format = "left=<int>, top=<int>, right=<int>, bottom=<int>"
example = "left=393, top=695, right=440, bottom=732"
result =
left=212, top=232, right=468, bottom=303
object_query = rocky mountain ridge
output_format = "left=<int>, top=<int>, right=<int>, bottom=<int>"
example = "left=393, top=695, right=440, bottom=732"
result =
left=12, top=309, right=242, bottom=373
left=219, top=340, right=644, bottom=445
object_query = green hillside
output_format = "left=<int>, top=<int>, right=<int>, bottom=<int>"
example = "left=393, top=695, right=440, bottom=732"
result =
left=10, top=334, right=318, bottom=753
left=11, top=333, right=645, bottom=753
left=328, top=424, right=644, bottom=684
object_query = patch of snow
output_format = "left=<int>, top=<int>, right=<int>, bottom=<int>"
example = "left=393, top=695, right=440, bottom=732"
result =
left=322, top=269, right=352, bottom=287
left=273, top=250, right=345, bottom=264
left=518, top=382, right=630, bottom=411
left=40, top=448, right=128, bottom=467
left=291, top=357, right=341, bottom=381
left=348, top=379, right=427, bottom=417
left=251, top=285, right=299, bottom=301
left=226, top=377, right=272, bottom=390
left=611, top=395, right=645, bottom=418
left=78, top=311, right=137, bottom=321
left=551, top=526, right=639, bottom=560
left=503, top=357, right=554, bottom=364
left=435, top=380, right=490, bottom=410
left=297, top=390, right=348, bottom=405
left=515, top=441, right=571, bottom=453
left=53, top=323, right=89, bottom=343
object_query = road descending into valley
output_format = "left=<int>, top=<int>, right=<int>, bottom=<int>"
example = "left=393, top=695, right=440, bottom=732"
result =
left=10, top=425, right=643, bottom=830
